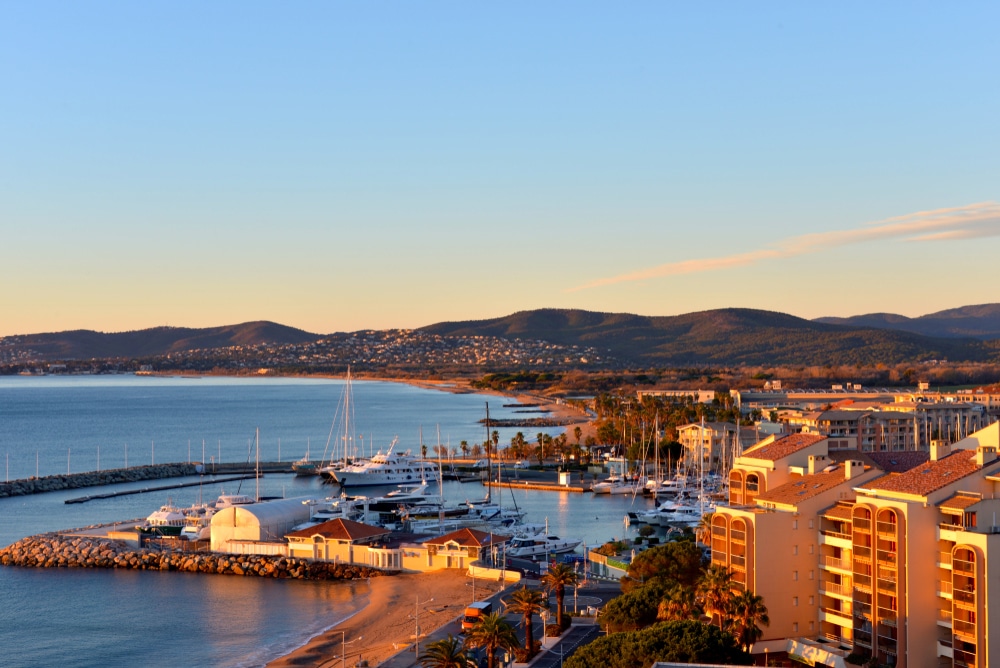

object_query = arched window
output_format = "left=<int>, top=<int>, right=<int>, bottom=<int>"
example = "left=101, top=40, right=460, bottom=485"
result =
left=729, top=470, right=745, bottom=505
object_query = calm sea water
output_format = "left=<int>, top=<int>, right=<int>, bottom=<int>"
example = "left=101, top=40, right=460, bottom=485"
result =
left=0, top=376, right=651, bottom=667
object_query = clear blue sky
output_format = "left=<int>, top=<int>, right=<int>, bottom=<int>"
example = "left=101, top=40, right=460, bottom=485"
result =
left=2, top=2, right=998, bottom=336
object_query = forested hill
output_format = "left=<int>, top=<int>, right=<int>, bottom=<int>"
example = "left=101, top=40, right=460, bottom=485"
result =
left=815, top=304, right=1000, bottom=340
left=418, top=308, right=999, bottom=366
left=2, top=321, right=318, bottom=360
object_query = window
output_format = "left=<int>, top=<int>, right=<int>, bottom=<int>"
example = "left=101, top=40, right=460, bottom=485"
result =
left=809, top=519, right=814, bottom=529
left=793, top=545, right=798, bottom=556
left=793, top=596, right=799, bottom=606
left=793, top=520, right=798, bottom=530
left=793, top=571, right=798, bottom=581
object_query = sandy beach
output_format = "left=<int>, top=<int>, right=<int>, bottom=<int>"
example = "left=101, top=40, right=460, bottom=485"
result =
left=267, top=569, right=507, bottom=668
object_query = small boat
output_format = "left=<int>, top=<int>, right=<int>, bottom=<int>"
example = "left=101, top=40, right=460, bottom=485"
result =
left=591, top=475, right=634, bottom=495
left=136, top=505, right=187, bottom=536
left=214, top=493, right=256, bottom=509
left=292, top=441, right=318, bottom=476
left=292, top=456, right=318, bottom=477
left=180, top=507, right=216, bottom=541
left=506, top=532, right=582, bottom=558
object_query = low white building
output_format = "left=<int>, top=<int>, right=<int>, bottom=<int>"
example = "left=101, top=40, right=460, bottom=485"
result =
left=210, top=496, right=313, bottom=553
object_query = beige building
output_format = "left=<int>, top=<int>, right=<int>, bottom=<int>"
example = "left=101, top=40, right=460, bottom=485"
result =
left=714, top=423, right=1000, bottom=667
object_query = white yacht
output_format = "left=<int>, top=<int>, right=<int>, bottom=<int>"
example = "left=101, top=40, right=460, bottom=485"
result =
left=506, top=532, right=582, bottom=558
left=330, top=444, right=439, bottom=488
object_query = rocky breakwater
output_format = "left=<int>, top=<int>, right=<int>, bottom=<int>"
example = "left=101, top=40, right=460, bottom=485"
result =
left=0, top=534, right=390, bottom=580
left=0, top=463, right=199, bottom=498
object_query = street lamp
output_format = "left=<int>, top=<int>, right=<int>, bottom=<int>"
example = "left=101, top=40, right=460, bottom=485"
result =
left=414, top=595, right=434, bottom=658
left=339, top=632, right=362, bottom=668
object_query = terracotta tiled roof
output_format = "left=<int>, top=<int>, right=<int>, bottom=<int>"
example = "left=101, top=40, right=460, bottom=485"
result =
left=755, top=466, right=859, bottom=506
left=821, top=503, right=854, bottom=521
left=939, top=493, right=983, bottom=512
left=741, top=433, right=826, bottom=462
left=861, top=450, right=986, bottom=497
left=425, top=527, right=508, bottom=548
left=865, top=451, right=930, bottom=474
left=286, top=518, right=390, bottom=541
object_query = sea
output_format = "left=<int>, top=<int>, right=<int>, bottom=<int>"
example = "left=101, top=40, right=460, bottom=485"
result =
left=0, top=376, right=653, bottom=668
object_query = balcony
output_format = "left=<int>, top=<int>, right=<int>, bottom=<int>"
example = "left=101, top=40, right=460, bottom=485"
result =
left=820, top=581, right=852, bottom=599
left=853, top=545, right=872, bottom=561
left=939, top=524, right=963, bottom=541
left=953, top=558, right=975, bottom=575
left=937, top=640, right=954, bottom=659
left=953, top=617, right=977, bottom=640
left=876, top=609, right=897, bottom=627
left=937, top=608, right=953, bottom=627
left=937, top=551, right=953, bottom=569
left=876, top=521, right=899, bottom=537
left=820, top=607, right=852, bottom=627
left=953, top=588, right=975, bottom=606
left=937, top=581, right=953, bottom=599
left=821, top=555, right=851, bottom=572
left=854, top=518, right=871, bottom=531
left=876, top=550, right=897, bottom=565
left=820, top=531, right=852, bottom=549
left=730, top=530, right=746, bottom=543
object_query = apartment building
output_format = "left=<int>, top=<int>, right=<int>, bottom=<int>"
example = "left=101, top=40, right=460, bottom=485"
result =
left=713, top=423, right=1000, bottom=667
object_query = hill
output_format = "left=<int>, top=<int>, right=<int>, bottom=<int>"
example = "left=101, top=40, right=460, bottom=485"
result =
left=419, top=308, right=996, bottom=366
left=2, top=321, right=319, bottom=360
left=815, top=304, right=1000, bottom=339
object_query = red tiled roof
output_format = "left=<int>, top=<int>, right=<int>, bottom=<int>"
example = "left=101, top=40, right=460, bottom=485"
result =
left=742, top=433, right=826, bottom=462
left=865, top=451, right=930, bottom=474
left=286, top=518, right=390, bottom=541
left=861, top=450, right=984, bottom=497
left=425, top=527, right=509, bottom=548
left=939, top=493, right=983, bottom=512
left=756, top=466, right=859, bottom=506
left=821, top=503, right=854, bottom=521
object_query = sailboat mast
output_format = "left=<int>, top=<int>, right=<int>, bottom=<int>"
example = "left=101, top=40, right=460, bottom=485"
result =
left=485, top=402, right=491, bottom=504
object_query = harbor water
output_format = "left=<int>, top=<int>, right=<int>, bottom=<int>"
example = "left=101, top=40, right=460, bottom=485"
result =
left=0, top=376, right=653, bottom=667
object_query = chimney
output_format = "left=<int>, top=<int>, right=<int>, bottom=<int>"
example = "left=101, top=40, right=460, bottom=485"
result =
left=808, top=454, right=827, bottom=475
left=845, top=460, right=864, bottom=481
left=930, top=441, right=951, bottom=461
left=976, top=446, right=997, bottom=467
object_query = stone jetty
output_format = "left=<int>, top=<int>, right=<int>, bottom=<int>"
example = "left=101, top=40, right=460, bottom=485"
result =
left=0, top=534, right=391, bottom=581
left=0, top=464, right=201, bottom=498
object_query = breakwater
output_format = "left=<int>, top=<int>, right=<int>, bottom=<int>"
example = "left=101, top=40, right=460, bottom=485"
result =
left=0, top=534, right=390, bottom=580
left=0, top=461, right=293, bottom=499
left=0, top=463, right=200, bottom=498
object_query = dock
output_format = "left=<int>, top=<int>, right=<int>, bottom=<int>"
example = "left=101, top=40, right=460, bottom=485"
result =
left=484, top=480, right=586, bottom=493
left=64, top=475, right=257, bottom=504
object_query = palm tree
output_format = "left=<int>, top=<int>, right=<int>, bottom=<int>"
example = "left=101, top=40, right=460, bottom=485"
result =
left=504, top=586, right=547, bottom=660
left=695, top=512, right=714, bottom=546
left=540, top=562, right=580, bottom=629
left=462, top=611, right=519, bottom=668
left=697, top=563, right=735, bottom=629
left=729, top=590, right=770, bottom=652
left=656, top=583, right=703, bottom=622
left=460, top=440, right=469, bottom=458
left=418, top=635, right=475, bottom=668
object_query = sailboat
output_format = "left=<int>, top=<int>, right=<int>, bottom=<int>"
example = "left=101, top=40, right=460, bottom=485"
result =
left=320, top=368, right=363, bottom=483
left=292, top=438, right=318, bottom=477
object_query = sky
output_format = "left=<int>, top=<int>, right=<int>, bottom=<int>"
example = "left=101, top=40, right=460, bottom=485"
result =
left=2, top=2, right=998, bottom=336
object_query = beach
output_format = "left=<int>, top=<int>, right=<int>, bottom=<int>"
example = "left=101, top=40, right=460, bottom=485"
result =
left=267, top=569, right=507, bottom=668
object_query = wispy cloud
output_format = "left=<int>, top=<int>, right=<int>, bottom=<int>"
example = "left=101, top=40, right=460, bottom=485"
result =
left=568, top=201, right=1000, bottom=291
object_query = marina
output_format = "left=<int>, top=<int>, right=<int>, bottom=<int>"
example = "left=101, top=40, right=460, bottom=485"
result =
left=0, top=375, right=656, bottom=668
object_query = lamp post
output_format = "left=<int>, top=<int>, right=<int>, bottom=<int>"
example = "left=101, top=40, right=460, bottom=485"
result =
left=414, top=595, right=434, bottom=658
left=339, top=632, right=362, bottom=668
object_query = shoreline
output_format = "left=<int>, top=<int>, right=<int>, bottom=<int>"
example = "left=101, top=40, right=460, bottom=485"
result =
left=266, top=569, right=506, bottom=668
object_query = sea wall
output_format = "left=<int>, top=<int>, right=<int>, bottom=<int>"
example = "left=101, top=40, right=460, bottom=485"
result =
left=0, top=534, right=391, bottom=580
left=0, top=464, right=200, bottom=498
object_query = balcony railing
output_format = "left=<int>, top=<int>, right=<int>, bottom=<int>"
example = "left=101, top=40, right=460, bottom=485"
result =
left=938, top=581, right=953, bottom=596
left=853, top=545, right=872, bottom=560
left=854, top=518, right=871, bottom=531
left=940, top=522, right=965, bottom=532
left=953, top=618, right=977, bottom=640
left=876, top=521, right=898, bottom=536
left=821, top=555, right=850, bottom=570
left=953, top=588, right=975, bottom=605
left=938, top=552, right=953, bottom=567
left=953, top=558, right=975, bottom=574
left=821, top=581, right=852, bottom=596
left=821, top=528, right=852, bottom=540
left=876, top=550, right=897, bottom=565
left=730, top=530, right=746, bottom=543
